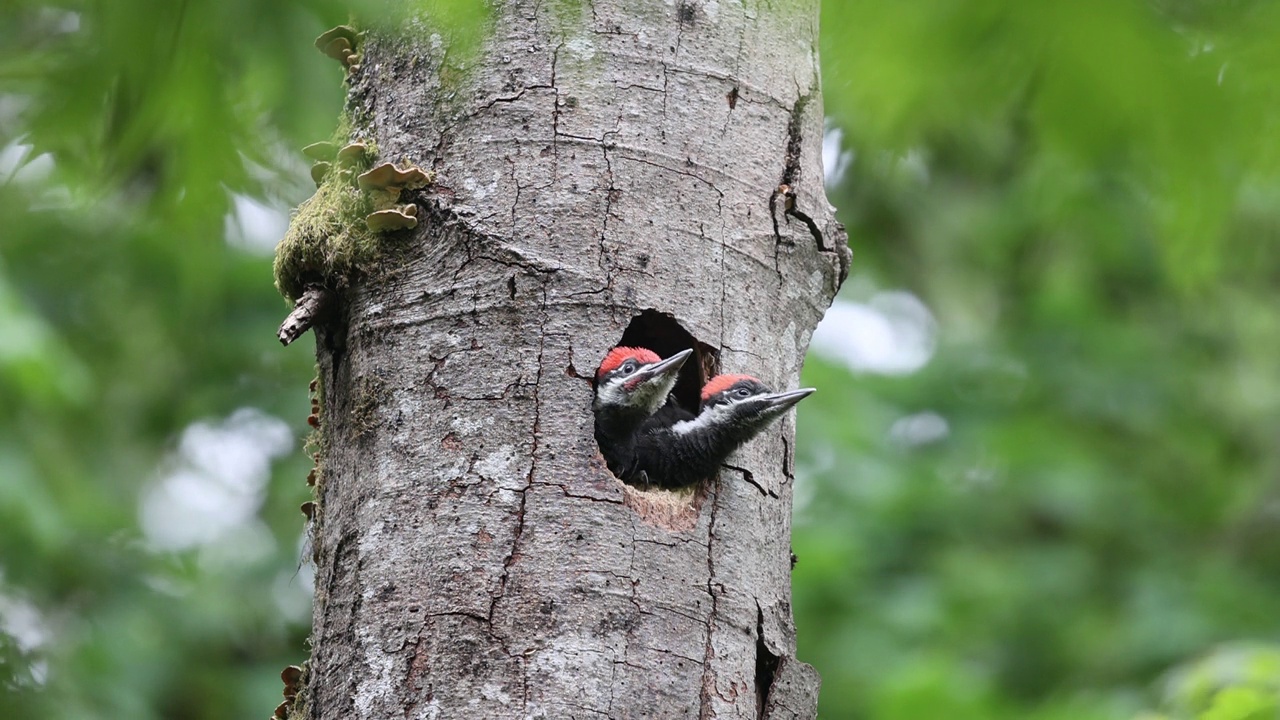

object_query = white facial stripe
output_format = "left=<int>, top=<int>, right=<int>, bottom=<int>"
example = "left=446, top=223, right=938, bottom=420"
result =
left=641, top=372, right=681, bottom=413
left=671, top=402, right=735, bottom=435
left=595, top=379, right=630, bottom=408
left=596, top=369, right=679, bottom=412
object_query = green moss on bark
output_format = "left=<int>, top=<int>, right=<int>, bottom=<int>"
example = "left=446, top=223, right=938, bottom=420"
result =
left=272, top=121, right=380, bottom=301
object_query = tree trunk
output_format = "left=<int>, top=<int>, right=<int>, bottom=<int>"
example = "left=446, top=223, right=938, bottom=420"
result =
left=300, top=2, right=847, bottom=718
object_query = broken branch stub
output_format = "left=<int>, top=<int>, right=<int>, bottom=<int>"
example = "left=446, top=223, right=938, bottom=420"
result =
left=277, top=285, right=331, bottom=346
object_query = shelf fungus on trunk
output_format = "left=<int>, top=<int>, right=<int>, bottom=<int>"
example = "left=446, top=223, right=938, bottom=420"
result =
left=275, top=28, right=435, bottom=346
left=302, top=141, right=337, bottom=162
left=315, top=26, right=359, bottom=70
left=336, top=142, right=370, bottom=169
left=309, top=161, right=331, bottom=187
left=365, top=204, right=419, bottom=232
left=274, top=133, right=434, bottom=345
left=356, top=162, right=433, bottom=205
left=356, top=162, right=432, bottom=191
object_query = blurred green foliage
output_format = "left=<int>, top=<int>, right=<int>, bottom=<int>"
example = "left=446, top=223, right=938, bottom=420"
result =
left=0, top=1, right=359, bottom=717
left=1, top=0, right=1278, bottom=718
left=796, top=1, right=1280, bottom=718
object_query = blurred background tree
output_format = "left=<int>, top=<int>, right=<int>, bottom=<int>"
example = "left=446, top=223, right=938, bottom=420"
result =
left=1, top=1, right=1278, bottom=718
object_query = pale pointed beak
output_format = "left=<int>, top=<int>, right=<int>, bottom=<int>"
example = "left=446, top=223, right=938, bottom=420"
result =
left=756, top=387, right=816, bottom=411
left=628, top=347, right=693, bottom=388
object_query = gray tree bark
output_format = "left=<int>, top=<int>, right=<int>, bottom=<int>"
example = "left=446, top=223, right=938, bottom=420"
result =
left=301, top=1, right=847, bottom=718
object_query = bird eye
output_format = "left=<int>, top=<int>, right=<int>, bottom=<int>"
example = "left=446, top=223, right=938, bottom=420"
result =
left=735, top=387, right=752, bottom=398
left=621, top=361, right=637, bottom=374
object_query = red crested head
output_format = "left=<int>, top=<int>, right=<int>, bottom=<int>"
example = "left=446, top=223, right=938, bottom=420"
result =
left=701, top=374, right=760, bottom=403
left=597, top=346, right=662, bottom=379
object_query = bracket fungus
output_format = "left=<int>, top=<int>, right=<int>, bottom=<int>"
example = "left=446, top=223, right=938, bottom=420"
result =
left=315, top=26, right=359, bottom=68
left=281, top=665, right=302, bottom=699
left=357, top=162, right=432, bottom=193
left=309, top=161, right=331, bottom=186
left=365, top=205, right=419, bottom=232
left=336, top=142, right=370, bottom=168
left=274, top=119, right=431, bottom=345
left=358, top=162, right=434, bottom=207
left=302, top=141, right=337, bottom=161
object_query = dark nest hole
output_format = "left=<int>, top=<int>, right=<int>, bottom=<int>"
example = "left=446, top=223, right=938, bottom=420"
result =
left=614, top=309, right=718, bottom=416
left=589, top=311, right=720, bottom=515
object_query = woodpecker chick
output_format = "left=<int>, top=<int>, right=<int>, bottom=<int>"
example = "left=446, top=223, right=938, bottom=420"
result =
left=593, top=346, right=693, bottom=480
left=629, top=374, right=814, bottom=489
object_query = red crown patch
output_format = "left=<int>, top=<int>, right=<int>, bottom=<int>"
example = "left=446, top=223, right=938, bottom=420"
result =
left=597, top=346, right=662, bottom=379
left=700, top=374, right=758, bottom=402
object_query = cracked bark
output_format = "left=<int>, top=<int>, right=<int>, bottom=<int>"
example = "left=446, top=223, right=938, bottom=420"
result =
left=304, top=2, right=846, bottom=718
